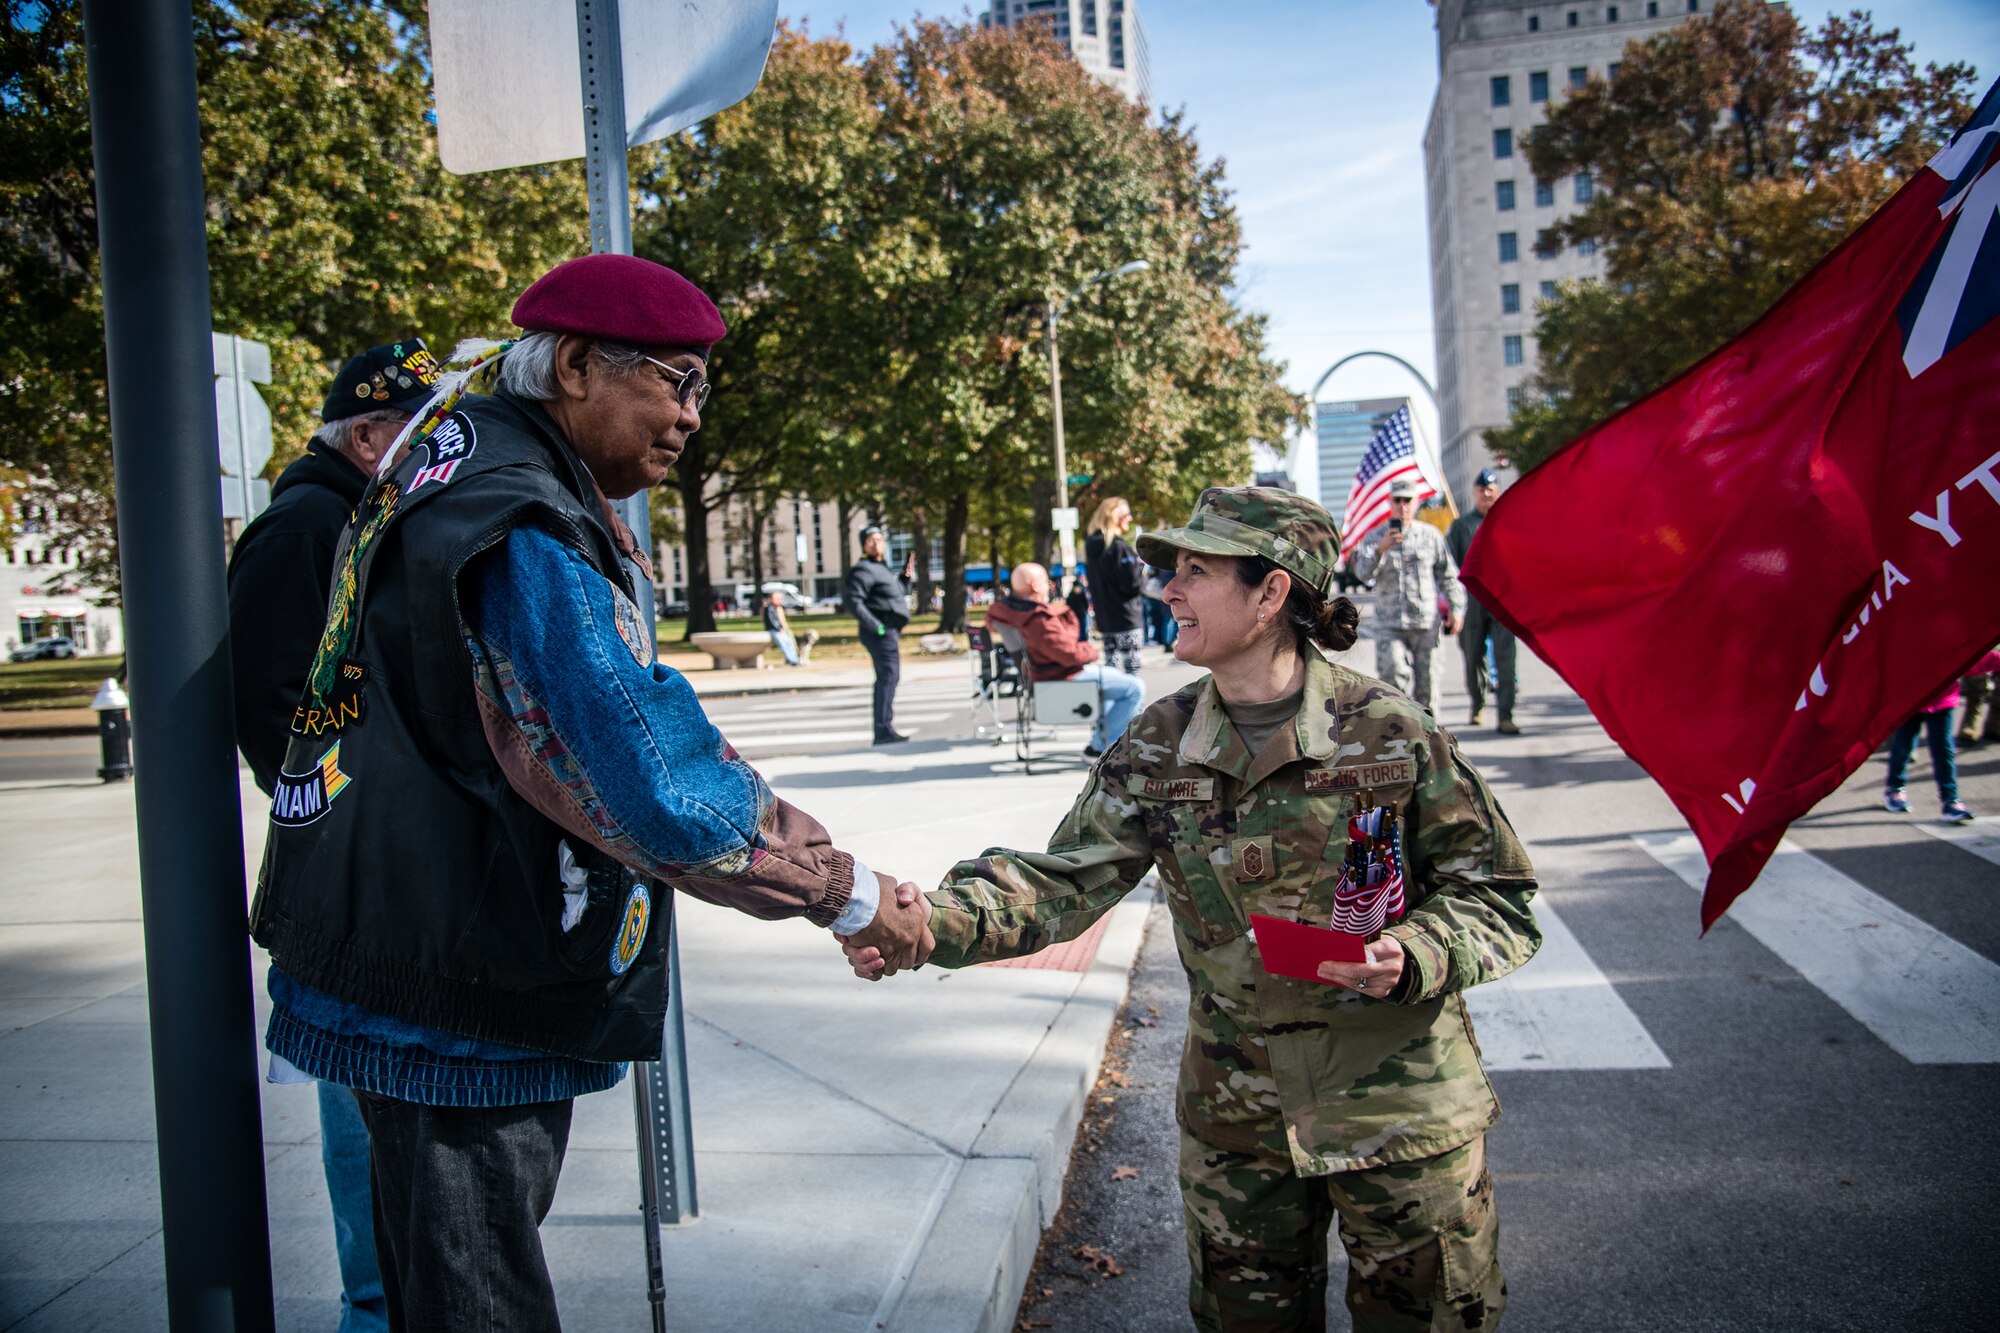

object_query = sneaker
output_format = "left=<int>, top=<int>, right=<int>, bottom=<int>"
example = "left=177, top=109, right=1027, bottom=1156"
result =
left=1941, top=801, right=1974, bottom=824
left=1468, top=709, right=1484, bottom=727
left=872, top=731, right=909, bottom=746
left=1883, top=788, right=1910, bottom=813
left=1083, top=744, right=1105, bottom=759
left=1496, top=719, right=1521, bottom=735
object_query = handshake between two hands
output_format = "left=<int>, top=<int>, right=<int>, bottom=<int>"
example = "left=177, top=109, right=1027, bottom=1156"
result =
left=834, top=871, right=933, bottom=981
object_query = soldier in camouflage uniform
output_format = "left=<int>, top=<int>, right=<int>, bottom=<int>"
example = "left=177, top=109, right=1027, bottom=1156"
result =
left=844, top=488, right=1540, bottom=1332
left=1348, top=478, right=1464, bottom=715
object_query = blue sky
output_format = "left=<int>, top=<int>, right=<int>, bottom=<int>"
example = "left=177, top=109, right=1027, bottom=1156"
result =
left=779, top=1, right=1999, bottom=481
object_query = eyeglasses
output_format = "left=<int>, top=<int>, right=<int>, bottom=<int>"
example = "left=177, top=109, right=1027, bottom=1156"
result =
left=1388, top=496, right=1416, bottom=505
left=643, top=356, right=711, bottom=412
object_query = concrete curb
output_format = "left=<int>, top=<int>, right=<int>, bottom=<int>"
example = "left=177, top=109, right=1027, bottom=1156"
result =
left=885, top=879, right=1161, bottom=1333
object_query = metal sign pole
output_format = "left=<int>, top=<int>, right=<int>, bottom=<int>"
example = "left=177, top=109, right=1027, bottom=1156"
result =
left=80, top=1, right=275, bottom=1327
left=575, top=3, right=698, bottom=1327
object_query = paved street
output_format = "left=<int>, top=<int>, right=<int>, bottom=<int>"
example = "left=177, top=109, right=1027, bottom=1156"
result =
left=4, top=626, right=1998, bottom=1330
left=1020, top=639, right=2000, bottom=1331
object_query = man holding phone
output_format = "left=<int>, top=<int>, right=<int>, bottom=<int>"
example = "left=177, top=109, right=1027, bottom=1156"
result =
left=1349, top=477, right=1464, bottom=713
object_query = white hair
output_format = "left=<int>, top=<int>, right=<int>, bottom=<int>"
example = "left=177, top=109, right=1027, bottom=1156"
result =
left=496, top=331, right=653, bottom=400
left=311, top=408, right=410, bottom=452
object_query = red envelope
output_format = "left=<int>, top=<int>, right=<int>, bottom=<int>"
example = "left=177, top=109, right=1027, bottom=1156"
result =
left=1249, top=913, right=1370, bottom=983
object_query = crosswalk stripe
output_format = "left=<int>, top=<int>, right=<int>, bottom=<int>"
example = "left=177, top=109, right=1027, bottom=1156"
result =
left=731, top=730, right=884, bottom=749
left=724, top=722, right=927, bottom=741
left=1914, top=817, right=2000, bottom=868
left=1633, top=832, right=2000, bottom=1064
left=1465, top=900, right=1671, bottom=1070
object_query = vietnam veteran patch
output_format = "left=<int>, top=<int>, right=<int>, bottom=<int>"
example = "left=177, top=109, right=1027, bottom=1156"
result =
left=1304, top=758, right=1416, bottom=792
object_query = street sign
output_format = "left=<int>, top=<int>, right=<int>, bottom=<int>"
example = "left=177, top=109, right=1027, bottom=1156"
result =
left=428, top=0, right=781, bottom=175
left=1067, top=473, right=1093, bottom=486
left=213, top=332, right=272, bottom=521
left=1051, top=506, right=1081, bottom=532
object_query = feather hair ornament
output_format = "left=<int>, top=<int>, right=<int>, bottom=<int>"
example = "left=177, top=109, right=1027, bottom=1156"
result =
left=373, top=338, right=516, bottom=478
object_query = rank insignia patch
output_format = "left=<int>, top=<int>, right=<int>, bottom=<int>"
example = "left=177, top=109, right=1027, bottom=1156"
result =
left=1232, top=835, right=1274, bottom=881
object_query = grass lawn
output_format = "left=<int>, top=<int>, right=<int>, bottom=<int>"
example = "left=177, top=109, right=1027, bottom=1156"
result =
left=656, top=612, right=964, bottom=662
left=0, top=656, right=125, bottom=710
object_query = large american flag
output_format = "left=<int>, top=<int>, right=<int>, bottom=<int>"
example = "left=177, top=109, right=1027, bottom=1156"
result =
left=1339, top=405, right=1436, bottom=558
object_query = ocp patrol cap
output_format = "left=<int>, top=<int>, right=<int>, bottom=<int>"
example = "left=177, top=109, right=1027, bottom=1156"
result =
left=1135, top=486, right=1342, bottom=595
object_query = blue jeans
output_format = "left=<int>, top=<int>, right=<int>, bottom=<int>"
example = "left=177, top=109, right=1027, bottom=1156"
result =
left=319, top=1081, right=389, bottom=1333
left=1144, top=597, right=1177, bottom=646
left=1073, top=663, right=1143, bottom=750
left=1886, top=709, right=1958, bottom=803
left=769, top=628, right=799, bottom=666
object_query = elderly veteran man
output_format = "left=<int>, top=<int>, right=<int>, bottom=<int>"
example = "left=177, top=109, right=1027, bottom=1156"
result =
left=229, top=338, right=440, bottom=1333
left=1349, top=477, right=1465, bottom=715
left=248, top=254, right=932, bottom=1331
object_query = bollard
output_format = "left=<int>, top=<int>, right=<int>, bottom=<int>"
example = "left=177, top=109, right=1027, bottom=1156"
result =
left=90, top=677, right=133, bottom=782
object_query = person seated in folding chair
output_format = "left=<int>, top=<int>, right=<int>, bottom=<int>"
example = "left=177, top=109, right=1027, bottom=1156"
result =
left=985, top=562, right=1144, bottom=758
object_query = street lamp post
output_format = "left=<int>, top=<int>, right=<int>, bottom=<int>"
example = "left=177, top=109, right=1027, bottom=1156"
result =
left=1047, top=259, right=1149, bottom=588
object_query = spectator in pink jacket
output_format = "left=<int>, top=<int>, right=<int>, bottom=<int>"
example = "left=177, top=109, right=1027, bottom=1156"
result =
left=1885, top=650, right=2000, bottom=823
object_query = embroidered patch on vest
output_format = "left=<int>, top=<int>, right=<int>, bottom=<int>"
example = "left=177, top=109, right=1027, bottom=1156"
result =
left=1138, top=776, right=1215, bottom=800
left=610, top=881, right=651, bottom=976
left=409, top=412, right=477, bottom=494
left=612, top=588, right=653, bottom=667
left=1304, top=758, right=1416, bottom=793
left=270, top=741, right=352, bottom=827
left=293, top=659, right=368, bottom=738
left=1232, top=835, right=1274, bottom=881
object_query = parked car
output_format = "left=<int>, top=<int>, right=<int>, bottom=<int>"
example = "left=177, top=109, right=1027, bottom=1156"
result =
left=810, top=595, right=844, bottom=612
left=759, top=581, right=810, bottom=611
left=658, top=600, right=690, bottom=620
left=10, top=637, right=75, bottom=662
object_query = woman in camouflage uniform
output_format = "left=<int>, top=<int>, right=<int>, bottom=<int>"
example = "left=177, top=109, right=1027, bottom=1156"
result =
left=845, top=487, right=1540, bottom=1333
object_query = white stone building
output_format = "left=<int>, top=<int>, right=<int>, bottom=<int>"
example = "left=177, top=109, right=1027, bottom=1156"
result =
left=2, top=496, right=122, bottom=657
left=1424, top=0, right=1703, bottom=497
left=981, top=0, right=1152, bottom=105
left=656, top=488, right=873, bottom=609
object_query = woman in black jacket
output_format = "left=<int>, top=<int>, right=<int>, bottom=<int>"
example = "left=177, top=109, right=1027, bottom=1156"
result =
left=1083, top=496, right=1146, bottom=673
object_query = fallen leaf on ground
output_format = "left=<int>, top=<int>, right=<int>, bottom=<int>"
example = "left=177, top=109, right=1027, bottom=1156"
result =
left=1112, top=1165, right=1140, bottom=1181
left=1073, top=1244, right=1126, bottom=1278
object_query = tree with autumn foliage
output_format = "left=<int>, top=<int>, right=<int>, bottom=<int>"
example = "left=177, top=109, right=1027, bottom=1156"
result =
left=1488, top=0, right=1977, bottom=474
left=635, top=18, right=1295, bottom=634
left=1, top=0, right=585, bottom=593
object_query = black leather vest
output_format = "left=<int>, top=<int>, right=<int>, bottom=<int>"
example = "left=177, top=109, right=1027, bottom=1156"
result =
left=248, top=390, right=668, bottom=1062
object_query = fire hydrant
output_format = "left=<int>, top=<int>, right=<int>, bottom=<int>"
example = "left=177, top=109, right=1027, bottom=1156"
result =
left=90, top=678, right=133, bottom=783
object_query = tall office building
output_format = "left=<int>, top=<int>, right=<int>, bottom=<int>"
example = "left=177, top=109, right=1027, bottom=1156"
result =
left=1316, top=397, right=1411, bottom=516
left=1423, top=0, right=1701, bottom=497
left=981, top=0, right=1152, bottom=105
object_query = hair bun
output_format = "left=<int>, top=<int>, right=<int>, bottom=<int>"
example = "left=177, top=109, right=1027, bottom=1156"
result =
left=1315, top=596, right=1360, bottom=652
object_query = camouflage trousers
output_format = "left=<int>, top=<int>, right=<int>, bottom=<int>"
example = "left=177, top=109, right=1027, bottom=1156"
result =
left=1375, top=627, right=1442, bottom=714
left=1181, top=1131, right=1504, bottom=1333
left=1961, top=673, right=2000, bottom=744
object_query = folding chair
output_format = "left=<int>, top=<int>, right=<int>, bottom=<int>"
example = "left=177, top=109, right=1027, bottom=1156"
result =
left=988, top=622, right=1105, bottom=774
left=965, top=624, right=1020, bottom=742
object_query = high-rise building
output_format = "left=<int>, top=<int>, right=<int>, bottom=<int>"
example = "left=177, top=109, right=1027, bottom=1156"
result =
left=1423, top=0, right=1701, bottom=497
left=981, top=0, right=1152, bottom=105
left=1316, top=397, right=1411, bottom=516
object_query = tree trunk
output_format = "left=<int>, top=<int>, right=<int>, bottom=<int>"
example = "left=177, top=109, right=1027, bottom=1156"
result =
left=677, top=445, right=716, bottom=637
left=910, top=509, right=933, bottom=618
left=987, top=523, right=1002, bottom=599
left=748, top=495, right=767, bottom=600
left=1031, top=475, right=1057, bottom=568
left=938, top=489, right=970, bottom=634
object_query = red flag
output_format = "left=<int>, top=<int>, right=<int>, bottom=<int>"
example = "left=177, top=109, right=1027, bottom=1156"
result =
left=1462, top=82, right=2000, bottom=930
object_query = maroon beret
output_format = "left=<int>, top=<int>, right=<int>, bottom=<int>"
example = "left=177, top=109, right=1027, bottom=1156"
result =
left=510, top=254, right=726, bottom=349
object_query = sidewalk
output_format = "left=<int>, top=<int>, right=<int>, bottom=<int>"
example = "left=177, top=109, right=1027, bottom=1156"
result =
left=0, top=731, right=1155, bottom=1330
left=0, top=647, right=974, bottom=738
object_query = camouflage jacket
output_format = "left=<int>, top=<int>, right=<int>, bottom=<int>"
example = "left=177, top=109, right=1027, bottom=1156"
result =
left=925, top=651, right=1539, bottom=1175
left=1350, top=520, right=1465, bottom=633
